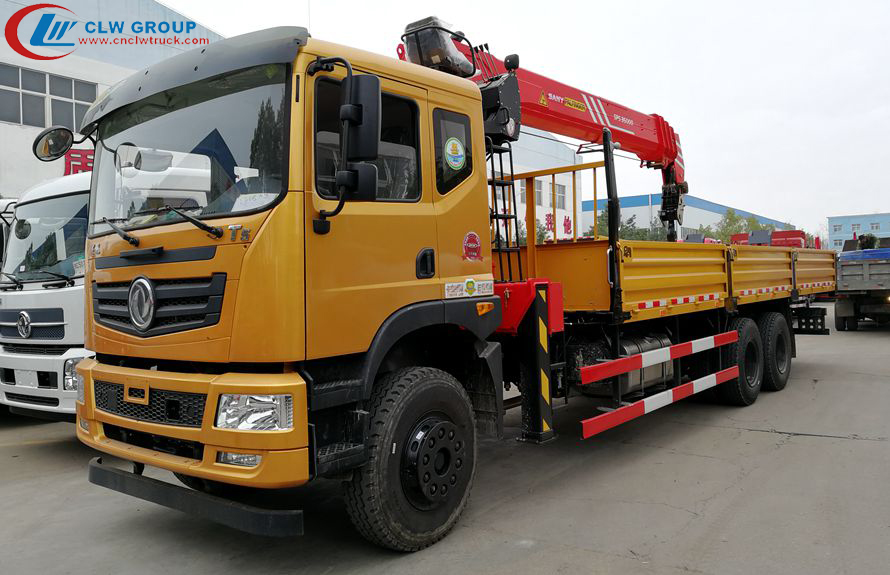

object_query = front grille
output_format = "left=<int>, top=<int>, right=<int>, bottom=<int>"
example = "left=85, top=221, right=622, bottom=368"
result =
left=94, top=381, right=206, bottom=427
left=93, top=274, right=226, bottom=337
left=2, top=344, right=69, bottom=355
left=0, top=308, right=64, bottom=340
left=4, top=392, right=59, bottom=407
left=0, top=325, right=65, bottom=340
left=103, top=423, right=204, bottom=460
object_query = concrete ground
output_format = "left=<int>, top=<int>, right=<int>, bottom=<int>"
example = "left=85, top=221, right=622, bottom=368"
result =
left=2, top=305, right=888, bottom=575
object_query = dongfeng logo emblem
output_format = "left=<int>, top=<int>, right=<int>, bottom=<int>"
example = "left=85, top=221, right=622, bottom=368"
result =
left=127, top=278, right=155, bottom=331
left=16, top=311, right=32, bottom=339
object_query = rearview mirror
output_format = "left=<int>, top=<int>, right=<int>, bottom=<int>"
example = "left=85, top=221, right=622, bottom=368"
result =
left=337, top=162, right=377, bottom=202
left=134, top=149, right=173, bottom=172
left=342, top=74, right=381, bottom=162
left=32, top=126, right=74, bottom=162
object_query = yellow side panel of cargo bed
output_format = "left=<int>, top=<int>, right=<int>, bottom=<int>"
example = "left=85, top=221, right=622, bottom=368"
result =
left=619, top=240, right=728, bottom=322
left=795, top=248, right=837, bottom=295
left=731, top=245, right=794, bottom=304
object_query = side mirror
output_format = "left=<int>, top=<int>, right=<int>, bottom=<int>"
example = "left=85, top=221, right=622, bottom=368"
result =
left=32, top=126, right=74, bottom=162
left=342, top=74, right=381, bottom=162
left=336, top=162, right=377, bottom=202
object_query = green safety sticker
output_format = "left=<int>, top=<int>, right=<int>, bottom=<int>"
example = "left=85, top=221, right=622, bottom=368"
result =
left=444, top=137, right=466, bottom=170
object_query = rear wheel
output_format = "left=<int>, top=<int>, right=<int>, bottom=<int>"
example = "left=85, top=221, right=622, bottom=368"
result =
left=717, top=317, right=763, bottom=406
left=344, top=366, right=476, bottom=551
left=758, top=312, right=791, bottom=391
left=846, top=316, right=859, bottom=331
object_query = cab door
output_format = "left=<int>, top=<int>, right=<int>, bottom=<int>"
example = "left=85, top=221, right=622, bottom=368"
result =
left=304, top=68, right=438, bottom=359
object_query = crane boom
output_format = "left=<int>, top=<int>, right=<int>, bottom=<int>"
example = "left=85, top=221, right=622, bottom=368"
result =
left=457, top=44, right=685, bottom=185
left=398, top=17, right=689, bottom=239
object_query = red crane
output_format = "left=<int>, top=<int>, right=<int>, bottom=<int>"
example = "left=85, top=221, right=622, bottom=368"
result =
left=398, top=19, right=689, bottom=239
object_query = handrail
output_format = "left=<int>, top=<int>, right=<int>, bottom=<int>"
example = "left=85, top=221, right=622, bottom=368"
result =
left=514, top=160, right=605, bottom=277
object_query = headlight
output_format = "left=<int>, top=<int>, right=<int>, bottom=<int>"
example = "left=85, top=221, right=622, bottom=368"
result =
left=64, top=359, right=83, bottom=394
left=215, top=394, right=293, bottom=431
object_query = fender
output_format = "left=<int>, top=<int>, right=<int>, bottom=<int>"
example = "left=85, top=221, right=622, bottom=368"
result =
left=359, top=297, right=502, bottom=399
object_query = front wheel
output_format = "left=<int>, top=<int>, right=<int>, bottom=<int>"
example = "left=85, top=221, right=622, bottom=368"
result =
left=344, top=367, right=476, bottom=552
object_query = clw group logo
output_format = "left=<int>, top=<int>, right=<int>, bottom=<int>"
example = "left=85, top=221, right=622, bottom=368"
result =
left=5, top=3, right=78, bottom=60
left=5, top=3, right=207, bottom=60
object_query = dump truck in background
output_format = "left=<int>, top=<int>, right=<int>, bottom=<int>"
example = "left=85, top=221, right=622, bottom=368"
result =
left=835, top=247, right=890, bottom=330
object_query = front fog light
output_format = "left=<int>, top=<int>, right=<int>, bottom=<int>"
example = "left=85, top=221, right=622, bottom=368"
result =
left=217, top=452, right=262, bottom=467
left=79, top=418, right=89, bottom=432
left=215, top=394, right=293, bottom=431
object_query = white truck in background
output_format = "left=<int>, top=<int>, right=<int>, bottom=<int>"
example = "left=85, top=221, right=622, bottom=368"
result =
left=0, top=173, right=92, bottom=420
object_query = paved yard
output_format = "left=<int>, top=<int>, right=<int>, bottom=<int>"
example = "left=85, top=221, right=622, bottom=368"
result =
left=2, top=306, right=888, bottom=574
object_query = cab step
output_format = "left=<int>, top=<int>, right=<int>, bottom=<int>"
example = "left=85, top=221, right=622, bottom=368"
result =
left=309, top=379, right=363, bottom=411
left=315, top=442, right=365, bottom=477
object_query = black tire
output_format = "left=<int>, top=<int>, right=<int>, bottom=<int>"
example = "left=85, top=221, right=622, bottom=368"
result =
left=344, top=367, right=476, bottom=552
left=758, top=312, right=791, bottom=391
left=717, top=317, right=763, bottom=406
left=846, top=316, right=859, bottom=331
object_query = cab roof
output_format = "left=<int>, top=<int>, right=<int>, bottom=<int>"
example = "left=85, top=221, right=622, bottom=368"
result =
left=303, top=38, right=481, bottom=101
left=17, top=172, right=91, bottom=206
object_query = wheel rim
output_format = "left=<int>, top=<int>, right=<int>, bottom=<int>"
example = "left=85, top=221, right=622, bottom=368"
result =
left=775, top=334, right=788, bottom=374
left=744, top=340, right=761, bottom=388
left=401, top=415, right=466, bottom=511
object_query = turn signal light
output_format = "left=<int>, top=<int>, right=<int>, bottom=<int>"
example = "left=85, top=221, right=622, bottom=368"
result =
left=476, top=302, right=495, bottom=316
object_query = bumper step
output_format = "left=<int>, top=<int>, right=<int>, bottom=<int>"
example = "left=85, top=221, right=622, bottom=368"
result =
left=88, top=457, right=303, bottom=537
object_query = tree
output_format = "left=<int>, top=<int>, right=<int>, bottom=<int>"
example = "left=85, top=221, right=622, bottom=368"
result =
left=535, top=219, right=550, bottom=244
left=515, top=219, right=527, bottom=246
left=713, top=208, right=746, bottom=243
left=587, top=209, right=668, bottom=241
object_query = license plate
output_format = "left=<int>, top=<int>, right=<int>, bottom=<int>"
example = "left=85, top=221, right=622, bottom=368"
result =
left=14, top=370, right=38, bottom=388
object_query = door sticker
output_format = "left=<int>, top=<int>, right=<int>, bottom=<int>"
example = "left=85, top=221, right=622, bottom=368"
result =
left=462, top=231, right=482, bottom=261
left=445, top=278, right=494, bottom=299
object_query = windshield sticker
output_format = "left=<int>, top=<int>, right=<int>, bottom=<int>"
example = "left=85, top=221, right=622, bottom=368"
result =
left=73, top=258, right=85, bottom=276
left=444, top=137, right=466, bottom=171
left=445, top=278, right=494, bottom=299
left=462, top=231, right=482, bottom=261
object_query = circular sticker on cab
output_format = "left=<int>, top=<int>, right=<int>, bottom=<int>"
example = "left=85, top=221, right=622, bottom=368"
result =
left=444, top=137, right=466, bottom=170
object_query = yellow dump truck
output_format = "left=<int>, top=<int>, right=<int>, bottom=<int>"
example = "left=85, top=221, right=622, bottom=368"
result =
left=30, top=21, right=834, bottom=551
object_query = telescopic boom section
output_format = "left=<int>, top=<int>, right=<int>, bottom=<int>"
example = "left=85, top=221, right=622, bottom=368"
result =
left=455, top=43, right=685, bottom=185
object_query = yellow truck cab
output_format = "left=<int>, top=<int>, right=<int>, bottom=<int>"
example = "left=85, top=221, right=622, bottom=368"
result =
left=37, top=26, right=501, bottom=549
left=31, top=23, right=834, bottom=551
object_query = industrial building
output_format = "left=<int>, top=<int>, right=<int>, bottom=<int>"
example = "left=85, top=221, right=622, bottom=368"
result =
left=581, top=193, right=790, bottom=239
left=827, top=212, right=890, bottom=249
left=0, top=0, right=222, bottom=198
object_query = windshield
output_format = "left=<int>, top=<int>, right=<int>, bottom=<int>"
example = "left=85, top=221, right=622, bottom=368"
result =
left=2, top=192, right=89, bottom=283
left=90, top=64, right=287, bottom=236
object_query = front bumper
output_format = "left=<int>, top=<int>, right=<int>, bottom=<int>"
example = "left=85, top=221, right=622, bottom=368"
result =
left=0, top=347, right=92, bottom=415
left=88, top=457, right=303, bottom=537
left=76, top=359, right=311, bottom=489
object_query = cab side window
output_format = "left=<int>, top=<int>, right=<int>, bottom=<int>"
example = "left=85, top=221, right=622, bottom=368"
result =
left=433, top=109, right=472, bottom=194
left=315, top=78, right=420, bottom=202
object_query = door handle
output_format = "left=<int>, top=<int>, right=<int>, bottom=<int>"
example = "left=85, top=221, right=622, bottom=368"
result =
left=416, top=248, right=435, bottom=279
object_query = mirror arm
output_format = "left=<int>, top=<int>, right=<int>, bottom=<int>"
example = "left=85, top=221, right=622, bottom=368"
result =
left=311, top=56, right=356, bottom=235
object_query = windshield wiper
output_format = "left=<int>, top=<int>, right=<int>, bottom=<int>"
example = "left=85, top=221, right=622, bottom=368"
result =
left=0, top=272, right=23, bottom=290
left=38, top=269, right=75, bottom=287
left=94, top=217, right=139, bottom=246
left=133, top=205, right=223, bottom=239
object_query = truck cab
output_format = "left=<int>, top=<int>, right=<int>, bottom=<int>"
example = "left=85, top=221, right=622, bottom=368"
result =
left=0, top=172, right=93, bottom=419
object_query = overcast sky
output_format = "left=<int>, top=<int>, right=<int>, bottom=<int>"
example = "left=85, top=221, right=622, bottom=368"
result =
left=163, top=0, right=890, bottom=235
